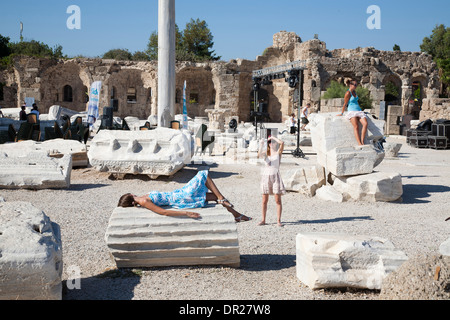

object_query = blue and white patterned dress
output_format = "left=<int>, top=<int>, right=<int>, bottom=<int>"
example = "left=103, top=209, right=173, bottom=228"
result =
left=148, top=170, right=209, bottom=209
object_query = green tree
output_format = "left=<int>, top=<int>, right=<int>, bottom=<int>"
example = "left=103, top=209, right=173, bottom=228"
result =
left=147, top=24, right=184, bottom=60
left=182, top=18, right=220, bottom=62
left=102, top=49, right=132, bottom=60
left=147, top=19, right=220, bottom=62
left=385, top=82, right=399, bottom=102
left=357, top=86, right=373, bottom=110
left=0, top=34, right=11, bottom=58
left=420, top=24, right=450, bottom=96
left=322, top=80, right=373, bottom=109
left=8, top=40, right=64, bottom=59
left=132, top=51, right=150, bottom=61
left=393, top=44, right=401, bottom=52
left=322, top=81, right=347, bottom=99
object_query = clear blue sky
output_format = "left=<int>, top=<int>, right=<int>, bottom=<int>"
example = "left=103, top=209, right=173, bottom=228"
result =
left=0, top=0, right=449, bottom=61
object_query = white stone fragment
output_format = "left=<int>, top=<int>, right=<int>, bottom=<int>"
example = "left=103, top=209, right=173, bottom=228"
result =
left=439, top=238, right=450, bottom=257
left=88, top=128, right=192, bottom=179
left=384, top=142, right=403, bottom=158
left=325, top=145, right=385, bottom=177
left=0, top=139, right=88, bottom=167
left=282, top=165, right=326, bottom=197
left=0, top=151, right=72, bottom=189
left=296, top=232, right=408, bottom=290
left=333, top=172, right=403, bottom=202
left=315, top=185, right=344, bottom=203
left=105, top=205, right=240, bottom=268
left=0, top=201, right=63, bottom=300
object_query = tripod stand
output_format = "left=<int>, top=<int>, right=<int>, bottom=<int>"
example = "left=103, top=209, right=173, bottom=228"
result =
left=292, top=71, right=305, bottom=158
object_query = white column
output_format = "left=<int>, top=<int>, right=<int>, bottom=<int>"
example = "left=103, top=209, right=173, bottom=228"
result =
left=158, top=0, right=176, bottom=128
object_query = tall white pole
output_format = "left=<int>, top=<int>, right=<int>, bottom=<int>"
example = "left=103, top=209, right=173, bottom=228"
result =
left=158, top=0, right=176, bottom=128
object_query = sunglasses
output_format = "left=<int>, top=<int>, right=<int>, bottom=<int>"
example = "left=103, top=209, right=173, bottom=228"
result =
left=352, top=83, right=358, bottom=86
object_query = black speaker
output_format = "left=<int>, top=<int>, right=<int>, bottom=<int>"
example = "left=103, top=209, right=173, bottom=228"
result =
left=102, top=107, right=113, bottom=128
left=112, top=99, right=119, bottom=112
left=258, top=102, right=268, bottom=113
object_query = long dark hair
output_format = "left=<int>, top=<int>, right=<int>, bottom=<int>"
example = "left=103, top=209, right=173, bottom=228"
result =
left=118, top=193, right=136, bottom=207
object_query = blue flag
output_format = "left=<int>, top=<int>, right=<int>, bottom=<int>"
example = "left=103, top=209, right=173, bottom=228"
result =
left=87, top=81, right=102, bottom=128
left=182, top=80, right=188, bottom=130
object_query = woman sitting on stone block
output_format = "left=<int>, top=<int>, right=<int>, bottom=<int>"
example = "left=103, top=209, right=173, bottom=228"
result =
left=118, top=170, right=252, bottom=223
left=338, top=80, right=368, bottom=146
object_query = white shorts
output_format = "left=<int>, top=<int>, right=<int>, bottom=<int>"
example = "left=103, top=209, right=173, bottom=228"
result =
left=346, top=111, right=367, bottom=120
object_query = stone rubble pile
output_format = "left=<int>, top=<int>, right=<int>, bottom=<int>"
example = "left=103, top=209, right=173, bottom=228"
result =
left=300, top=112, right=404, bottom=203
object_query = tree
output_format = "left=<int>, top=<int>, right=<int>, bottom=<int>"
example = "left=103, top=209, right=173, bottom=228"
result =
left=393, top=44, right=401, bottom=52
left=182, top=18, right=220, bottom=62
left=132, top=51, right=150, bottom=61
left=147, top=18, right=221, bottom=62
left=0, top=34, right=11, bottom=58
left=385, top=82, right=399, bottom=102
left=322, top=80, right=373, bottom=109
left=420, top=24, right=450, bottom=96
left=102, top=49, right=132, bottom=61
left=8, top=40, right=64, bottom=59
left=322, top=81, right=347, bottom=99
left=147, top=24, right=184, bottom=60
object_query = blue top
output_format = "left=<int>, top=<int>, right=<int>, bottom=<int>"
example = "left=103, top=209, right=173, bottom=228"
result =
left=148, top=170, right=209, bottom=209
left=347, top=90, right=362, bottom=112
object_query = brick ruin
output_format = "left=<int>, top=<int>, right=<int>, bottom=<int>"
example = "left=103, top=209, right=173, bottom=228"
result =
left=0, top=31, right=447, bottom=125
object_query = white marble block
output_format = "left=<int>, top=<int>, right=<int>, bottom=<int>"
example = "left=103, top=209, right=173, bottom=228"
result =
left=326, top=145, right=385, bottom=177
left=105, top=205, right=240, bottom=268
left=283, top=165, right=326, bottom=197
left=315, top=185, right=344, bottom=203
left=384, top=142, right=403, bottom=158
left=332, top=171, right=403, bottom=202
left=296, top=232, right=408, bottom=290
left=88, top=128, right=192, bottom=179
left=310, top=112, right=385, bottom=176
left=0, top=151, right=72, bottom=189
left=0, top=139, right=88, bottom=167
left=0, top=201, right=63, bottom=300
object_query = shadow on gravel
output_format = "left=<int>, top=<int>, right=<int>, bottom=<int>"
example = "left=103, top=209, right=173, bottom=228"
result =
left=63, top=270, right=141, bottom=300
left=240, top=254, right=296, bottom=271
left=68, top=183, right=110, bottom=191
left=290, top=216, right=374, bottom=225
left=401, top=184, right=450, bottom=204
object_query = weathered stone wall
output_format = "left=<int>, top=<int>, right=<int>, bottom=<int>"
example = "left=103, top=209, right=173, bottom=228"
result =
left=420, top=98, right=450, bottom=121
left=0, top=31, right=446, bottom=123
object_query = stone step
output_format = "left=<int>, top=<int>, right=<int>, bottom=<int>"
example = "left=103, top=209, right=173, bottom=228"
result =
left=105, top=205, right=240, bottom=268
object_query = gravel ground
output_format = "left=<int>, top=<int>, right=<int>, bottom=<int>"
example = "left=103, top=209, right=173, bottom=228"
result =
left=1, top=136, right=449, bottom=301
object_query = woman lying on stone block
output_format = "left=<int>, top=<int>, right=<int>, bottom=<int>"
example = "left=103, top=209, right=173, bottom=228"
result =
left=118, top=170, right=252, bottom=223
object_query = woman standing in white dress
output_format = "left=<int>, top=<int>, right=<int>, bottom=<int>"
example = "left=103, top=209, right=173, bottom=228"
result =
left=257, top=136, right=286, bottom=227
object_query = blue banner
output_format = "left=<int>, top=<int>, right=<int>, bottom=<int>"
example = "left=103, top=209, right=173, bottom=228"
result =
left=182, top=80, right=188, bottom=130
left=87, top=81, right=102, bottom=128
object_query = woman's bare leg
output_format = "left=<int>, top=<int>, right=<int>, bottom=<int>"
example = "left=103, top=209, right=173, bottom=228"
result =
left=350, top=117, right=363, bottom=146
left=205, top=178, right=251, bottom=222
left=259, top=194, right=269, bottom=225
left=274, top=194, right=283, bottom=227
left=360, top=117, right=368, bottom=145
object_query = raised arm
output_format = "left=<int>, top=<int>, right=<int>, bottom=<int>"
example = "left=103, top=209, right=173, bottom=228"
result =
left=269, top=136, right=284, bottom=155
left=135, top=196, right=200, bottom=219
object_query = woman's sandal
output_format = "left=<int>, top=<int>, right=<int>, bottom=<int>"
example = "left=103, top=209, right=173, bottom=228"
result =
left=217, top=198, right=234, bottom=208
left=235, top=215, right=252, bottom=223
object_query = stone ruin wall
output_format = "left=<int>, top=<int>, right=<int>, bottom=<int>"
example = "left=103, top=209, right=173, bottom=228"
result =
left=0, top=31, right=447, bottom=124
